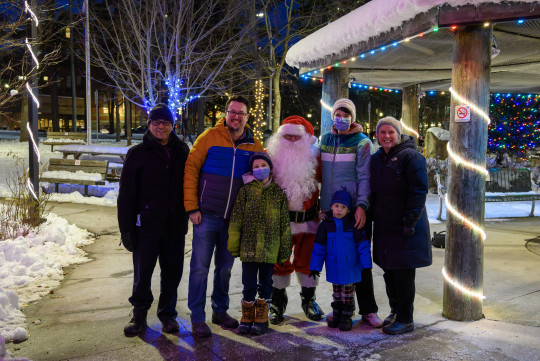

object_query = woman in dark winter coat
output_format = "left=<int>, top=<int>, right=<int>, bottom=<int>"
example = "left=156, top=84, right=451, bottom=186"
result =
left=370, top=117, right=432, bottom=335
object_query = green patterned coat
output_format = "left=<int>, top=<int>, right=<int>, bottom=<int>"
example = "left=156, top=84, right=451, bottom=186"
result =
left=228, top=179, right=291, bottom=264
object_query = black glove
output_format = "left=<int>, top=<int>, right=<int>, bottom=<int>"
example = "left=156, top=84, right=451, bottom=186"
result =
left=309, top=270, right=321, bottom=279
left=120, top=232, right=138, bottom=252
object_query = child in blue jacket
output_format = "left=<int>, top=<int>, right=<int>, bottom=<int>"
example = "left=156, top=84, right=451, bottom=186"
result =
left=309, top=188, right=372, bottom=331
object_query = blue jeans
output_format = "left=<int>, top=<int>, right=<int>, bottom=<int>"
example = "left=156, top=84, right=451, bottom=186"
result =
left=242, top=262, right=274, bottom=301
left=188, top=213, right=234, bottom=323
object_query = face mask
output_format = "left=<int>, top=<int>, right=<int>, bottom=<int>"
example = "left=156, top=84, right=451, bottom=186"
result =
left=253, top=167, right=270, bottom=180
left=333, top=117, right=351, bottom=132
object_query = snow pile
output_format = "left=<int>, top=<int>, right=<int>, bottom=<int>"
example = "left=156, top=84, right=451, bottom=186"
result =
left=56, top=144, right=130, bottom=156
left=0, top=213, right=94, bottom=342
left=41, top=170, right=103, bottom=182
left=286, top=0, right=539, bottom=67
left=48, top=190, right=118, bottom=206
left=427, top=127, right=450, bottom=141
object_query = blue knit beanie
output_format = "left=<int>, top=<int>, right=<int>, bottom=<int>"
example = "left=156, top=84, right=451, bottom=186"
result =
left=249, top=151, right=273, bottom=171
left=330, top=188, right=351, bottom=209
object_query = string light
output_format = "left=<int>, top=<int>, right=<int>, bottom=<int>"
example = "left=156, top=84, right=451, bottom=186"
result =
left=446, top=143, right=489, bottom=177
left=444, top=194, right=487, bottom=241
left=320, top=99, right=332, bottom=112
left=252, top=79, right=266, bottom=140
left=25, top=1, right=40, bottom=202
left=400, top=119, right=420, bottom=138
left=449, top=87, right=491, bottom=125
left=442, top=267, right=486, bottom=300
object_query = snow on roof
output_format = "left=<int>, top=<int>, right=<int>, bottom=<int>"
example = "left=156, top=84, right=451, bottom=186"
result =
left=286, top=0, right=539, bottom=68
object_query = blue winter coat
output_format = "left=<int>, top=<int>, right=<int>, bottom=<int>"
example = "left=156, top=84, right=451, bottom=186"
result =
left=310, top=212, right=372, bottom=285
left=370, top=135, right=432, bottom=270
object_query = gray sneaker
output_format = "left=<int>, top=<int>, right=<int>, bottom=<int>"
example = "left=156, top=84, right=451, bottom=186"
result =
left=191, top=322, right=212, bottom=338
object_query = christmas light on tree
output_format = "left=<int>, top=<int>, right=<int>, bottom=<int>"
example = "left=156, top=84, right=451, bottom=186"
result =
left=488, top=94, right=540, bottom=159
left=252, top=79, right=266, bottom=139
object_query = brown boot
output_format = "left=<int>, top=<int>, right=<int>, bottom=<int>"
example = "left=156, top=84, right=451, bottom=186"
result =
left=251, top=298, right=270, bottom=336
left=238, top=299, right=255, bottom=335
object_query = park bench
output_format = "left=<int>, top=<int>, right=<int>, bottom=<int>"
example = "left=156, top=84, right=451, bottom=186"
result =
left=40, top=158, right=108, bottom=196
left=435, top=167, right=540, bottom=220
left=56, top=144, right=129, bottom=162
left=43, top=132, right=86, bottom=151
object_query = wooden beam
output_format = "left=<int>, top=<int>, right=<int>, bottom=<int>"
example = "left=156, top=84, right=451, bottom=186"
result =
left=401, top=84, right=420, bottom=140
left=321, top=68, right=349, bottom=136
left=443, top=25, right=491, bottom=321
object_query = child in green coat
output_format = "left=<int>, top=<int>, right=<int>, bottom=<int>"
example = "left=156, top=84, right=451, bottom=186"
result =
left=228, top=152, right=291, bottom=336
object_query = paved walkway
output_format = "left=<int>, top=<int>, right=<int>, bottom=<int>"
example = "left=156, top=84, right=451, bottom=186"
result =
left=7, top=202, right=540, bottom=361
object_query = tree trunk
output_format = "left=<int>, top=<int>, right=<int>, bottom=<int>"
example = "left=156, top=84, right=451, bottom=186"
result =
left=443, top=25, right=491, bottom=321
left=49, top=67, right=59, bottom=132
left=402, top=84, right=420, bottom=141
left=108, top=93, right=114, bottom=134
left=321, top=67, right=349, bottom=136
left=20, top=92, right=29, bottom=142
left=115, top=95, right=121, bottom=142
left=197, top=98, right=205, bottom=135
left=271, top=71, right=281, bottom=132
left=126, top=99, right=132, bottom=146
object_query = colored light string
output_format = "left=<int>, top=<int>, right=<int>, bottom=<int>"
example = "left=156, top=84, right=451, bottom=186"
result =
left=442, top=267, right=486, bottom=300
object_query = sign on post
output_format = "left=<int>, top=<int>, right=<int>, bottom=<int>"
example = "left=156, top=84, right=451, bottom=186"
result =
left=455, top=105, right=471, bottom=122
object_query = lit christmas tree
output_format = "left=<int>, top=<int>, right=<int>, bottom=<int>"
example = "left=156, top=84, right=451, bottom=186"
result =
left=488, top=94, right=540, bottom=159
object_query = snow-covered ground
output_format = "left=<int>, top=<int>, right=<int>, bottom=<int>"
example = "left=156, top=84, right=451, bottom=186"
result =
left=0, top=138, right=538, bottom=350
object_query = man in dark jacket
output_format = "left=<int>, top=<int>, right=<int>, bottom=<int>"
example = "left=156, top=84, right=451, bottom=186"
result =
left=117, top=103, right=190, bottom=336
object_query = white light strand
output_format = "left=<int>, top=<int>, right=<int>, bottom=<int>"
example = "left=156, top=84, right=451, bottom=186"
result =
left=446, top=143, right=489, bottom=177
left=25, top=38, right=39, bottom=69
left=442, top=267, right=486, bottom=300
left=24, top=1, right=39, bottom=27
left=320, top=99, right=332, bottom=112
left=400, top=118, right=420, bottom=138
left=444, top=194, right=487, bottom=241
left=25, top=82, right=40, bottom=108
left=449, top=87, right=491, bottom=125
left=25, top=1, right=40, bottom=203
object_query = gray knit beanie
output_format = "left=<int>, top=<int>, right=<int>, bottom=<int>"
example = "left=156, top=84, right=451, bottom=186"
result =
left=332, top=98, right=356, bottom=122
left=376, top=116, right=403, bottom=136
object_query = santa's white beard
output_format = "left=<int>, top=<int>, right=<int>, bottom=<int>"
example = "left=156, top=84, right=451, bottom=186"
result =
left=267, top=134, right=318, bottom=211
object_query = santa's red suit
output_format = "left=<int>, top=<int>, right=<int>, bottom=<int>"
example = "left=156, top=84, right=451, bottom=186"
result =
left=266, top=116, right=324, bottom=323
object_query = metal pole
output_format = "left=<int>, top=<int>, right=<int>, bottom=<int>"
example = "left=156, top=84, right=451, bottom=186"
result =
left=28, top=0, right=39, bottom=194
left=69, top=0, right=77, bottom=132
left=85, top=0, right=91, bottom=144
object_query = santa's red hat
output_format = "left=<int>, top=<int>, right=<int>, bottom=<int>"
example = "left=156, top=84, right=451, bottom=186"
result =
left=279, top=115, right=314, bottom=137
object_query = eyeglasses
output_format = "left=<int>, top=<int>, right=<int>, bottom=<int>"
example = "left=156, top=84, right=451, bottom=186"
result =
left=283, top=134, right=302, bottom=141
left=151, top=120, right=172, bottom=127
left=227, top=110, right=248, bottom=118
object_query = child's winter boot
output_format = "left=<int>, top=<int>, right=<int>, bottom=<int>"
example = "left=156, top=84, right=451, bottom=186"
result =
left=300, top=286, right=324, bottom=321
left=326, top=301, right=343, bottom=328
left=251, top=298, right=270, bottom=335
left=269, top=287, right=288, bottom=325
left=238, top=299, right=255, bottom=335
left=339, top=304, right=355, bottom=332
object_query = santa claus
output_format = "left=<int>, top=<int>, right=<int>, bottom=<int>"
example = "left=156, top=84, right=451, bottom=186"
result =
left=266, top=115, right=324, bottom=323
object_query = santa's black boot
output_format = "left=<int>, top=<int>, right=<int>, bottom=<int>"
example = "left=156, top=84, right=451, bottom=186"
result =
left=300, top=287, right=324, bottom=321
left=269, top=287, right=288, bottom=325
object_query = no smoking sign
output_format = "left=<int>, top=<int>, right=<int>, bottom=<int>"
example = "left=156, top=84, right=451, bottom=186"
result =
left=455, top=105, right=471, bottom=122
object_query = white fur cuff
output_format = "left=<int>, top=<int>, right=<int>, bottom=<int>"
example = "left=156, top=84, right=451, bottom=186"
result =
left=272, top=273, right=291, bottom=289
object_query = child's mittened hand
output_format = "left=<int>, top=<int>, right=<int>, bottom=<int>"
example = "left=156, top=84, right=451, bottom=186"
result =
left=309, top=270, right=321, bottom=279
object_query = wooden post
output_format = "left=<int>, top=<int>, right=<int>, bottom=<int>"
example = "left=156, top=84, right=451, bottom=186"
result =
left=402, top=84, right=420, bottom=141
left=321, top=68, right=348, bottom=136
left=443, top=25, right=491, bottom=321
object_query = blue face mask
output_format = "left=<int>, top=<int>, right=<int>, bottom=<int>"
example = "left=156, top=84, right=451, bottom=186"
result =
left=253, top=167, right=271, bottom=180
left=333, top=117, right=351, bottom=132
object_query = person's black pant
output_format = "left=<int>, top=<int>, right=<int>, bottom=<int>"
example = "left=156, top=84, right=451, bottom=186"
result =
left=242, top=262, right=274, bottom=301
left=383, top=268, right=416, bottom=324
left=129, top=233, right=185, bottom=322
left=355, top=268, right=379, bottom=315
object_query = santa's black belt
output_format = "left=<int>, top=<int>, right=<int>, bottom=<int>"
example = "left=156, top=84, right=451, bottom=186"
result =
left=290, top=206, right=318, bottom=223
